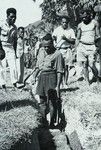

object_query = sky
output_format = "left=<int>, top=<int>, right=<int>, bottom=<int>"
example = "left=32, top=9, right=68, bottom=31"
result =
left=0, top=0, right=43, bottom=27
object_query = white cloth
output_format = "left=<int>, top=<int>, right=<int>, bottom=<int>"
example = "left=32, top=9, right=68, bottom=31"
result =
left=16, top=54, right=24, bottom=83
left=52, top=26, right=75, bottom=48
left=16, top=37, right=24, bottom=83
left=78, top=20, right=97, bottom=45
left=16, top=37, right=24, bottom=57
left=0, top=20, right=17, bottom=46
left=34, top=41, right=40, bottom=58
left=0, top=60, right=5, bottom=86
left=0, top=20, right=17, bottom=85
left=1, top=46, right=17, bottom=84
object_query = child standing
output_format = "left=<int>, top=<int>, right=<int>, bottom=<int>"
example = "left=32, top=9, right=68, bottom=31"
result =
left=16, top=27, right=24, bottom=84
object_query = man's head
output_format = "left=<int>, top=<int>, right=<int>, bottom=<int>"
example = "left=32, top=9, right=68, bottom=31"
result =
left=6, top=8, right=17, bottom=25
left=18, top=27, right=24, bottom=38
left=82, top=10, right=91, bottom=24
left=42, top=33, right=55, bottom=54
left=61, top=16, right=70, bottom=29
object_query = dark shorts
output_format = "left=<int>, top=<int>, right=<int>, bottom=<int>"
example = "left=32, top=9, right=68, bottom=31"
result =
left=36, top=71, right=57, bottom=97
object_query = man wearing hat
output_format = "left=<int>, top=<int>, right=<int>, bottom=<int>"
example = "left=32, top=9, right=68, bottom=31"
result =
left=52, top=14, right=75, bottom=87
left=0, top=8, right=18, bottom=89
left=33, top=33, right=64, bottom=128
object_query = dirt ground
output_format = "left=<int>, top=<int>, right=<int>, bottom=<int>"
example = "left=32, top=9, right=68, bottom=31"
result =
left=1, top=67, right=101, bottom=150
left=61, top=70, right=101, bottom=150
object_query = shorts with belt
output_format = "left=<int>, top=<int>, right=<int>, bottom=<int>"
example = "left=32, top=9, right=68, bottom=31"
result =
left=36, top=71, right=57, bottom=97
left=77, top=42, right=97, bottom=62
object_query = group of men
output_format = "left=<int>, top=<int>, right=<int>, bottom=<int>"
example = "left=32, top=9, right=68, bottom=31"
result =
left=33, top=9, right=101, bottom=127
left=0, top=8, right=25, bottom=90
left=0, top=7, right=101, bottom=128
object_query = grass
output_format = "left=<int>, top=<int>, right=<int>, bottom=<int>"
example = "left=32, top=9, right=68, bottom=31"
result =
left=0, top=87, right=42, bottom=150
left=0, top=106, right=41, bottom=150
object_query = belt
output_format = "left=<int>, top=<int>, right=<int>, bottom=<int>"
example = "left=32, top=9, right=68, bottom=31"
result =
left=41, top=70, right=56, bottom=75
left=57, top=47, right=70, bottom=50
left=80, top=41, right=94, bottom=45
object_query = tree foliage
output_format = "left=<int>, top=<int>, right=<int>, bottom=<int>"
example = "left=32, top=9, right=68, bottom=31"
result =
left=33, top=0, right=100, bottom=27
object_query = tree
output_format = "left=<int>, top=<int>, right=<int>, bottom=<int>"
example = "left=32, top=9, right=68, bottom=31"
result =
left=33, top=0, right=98, bottom=28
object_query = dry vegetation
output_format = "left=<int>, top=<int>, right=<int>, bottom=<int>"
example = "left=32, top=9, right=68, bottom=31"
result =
left=62, top=81, right=101, bottom=150
left=0, top=88, right=42, bottom=150
left=0, top=106, right=41, bottom=150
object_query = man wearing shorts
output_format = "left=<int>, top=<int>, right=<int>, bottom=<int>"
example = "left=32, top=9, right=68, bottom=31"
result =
left=33, top=33, right=64, bottom=128
left=76, top=9, right=100, bottom=84
left=52, top=15, right=75, bottom=87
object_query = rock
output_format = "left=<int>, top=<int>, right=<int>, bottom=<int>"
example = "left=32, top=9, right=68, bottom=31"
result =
left=67, top=130, right=83, bottom=150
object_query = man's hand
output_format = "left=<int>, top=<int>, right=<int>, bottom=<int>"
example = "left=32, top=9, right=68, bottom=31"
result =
left=55, top=86, right=60, bottom=98
left=62, top=35, right=67, bottom=41
left=15, top=53, right=18, bottom=59
left=53, top=35, right=57, bottom=42
left=95, top=37, right=101, bottom=47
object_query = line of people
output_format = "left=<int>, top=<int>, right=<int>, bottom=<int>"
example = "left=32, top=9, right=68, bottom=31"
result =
left=32, top=9, right=101, bottom=128
left=0, top=7, right=101, bottom=128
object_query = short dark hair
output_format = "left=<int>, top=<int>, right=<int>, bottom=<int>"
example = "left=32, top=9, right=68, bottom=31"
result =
left=6, top=8, right=17, bottom=16
left=18, top=27, right=24, bottom=31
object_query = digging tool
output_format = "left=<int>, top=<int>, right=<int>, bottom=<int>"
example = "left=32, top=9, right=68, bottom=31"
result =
left=23, top=68, right=36, bottom=85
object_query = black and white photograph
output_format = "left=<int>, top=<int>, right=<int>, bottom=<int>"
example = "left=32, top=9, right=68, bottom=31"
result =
left=0, top=0, right=101, bottom=150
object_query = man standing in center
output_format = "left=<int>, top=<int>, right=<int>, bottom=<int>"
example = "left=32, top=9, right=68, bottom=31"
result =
left=52, top=15, right=75, bottom=87
left=0, top=8, right=18, bottom=88
left=33, top=33, right=64, bottom=127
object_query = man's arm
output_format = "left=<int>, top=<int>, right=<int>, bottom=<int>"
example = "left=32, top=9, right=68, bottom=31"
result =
left=56, top=72, right=62, bottom=98
left=95, top=21, right=101, bottom=47
left=13, top=28, right=17, bottom=58
left=62, top=35, right=75, bottom=44
left=52, top=35, right=57, bottom=43
left=0, top=27, right=3, bottom=49
left=95, top=21, right=100, bottom=39
left=55, top=53, right=64, bottom=98
left=75, top=25, right=81, bottom=49
left=95, top=21, right=101, bottom=46
left=52, top=28, right=58, bottom=44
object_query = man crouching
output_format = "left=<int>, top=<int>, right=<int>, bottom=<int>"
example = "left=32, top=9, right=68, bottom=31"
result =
left=34, top=33, right=64, bottom=128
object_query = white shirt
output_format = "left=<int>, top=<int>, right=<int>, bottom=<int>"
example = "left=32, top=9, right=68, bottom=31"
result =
left=52, top=26, right=75, bottom=48
left=0, top=20, right=17, bottom=46
left=17, top=37, right=24, bottom=57
left=78, top=20, right=97, bottom=44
